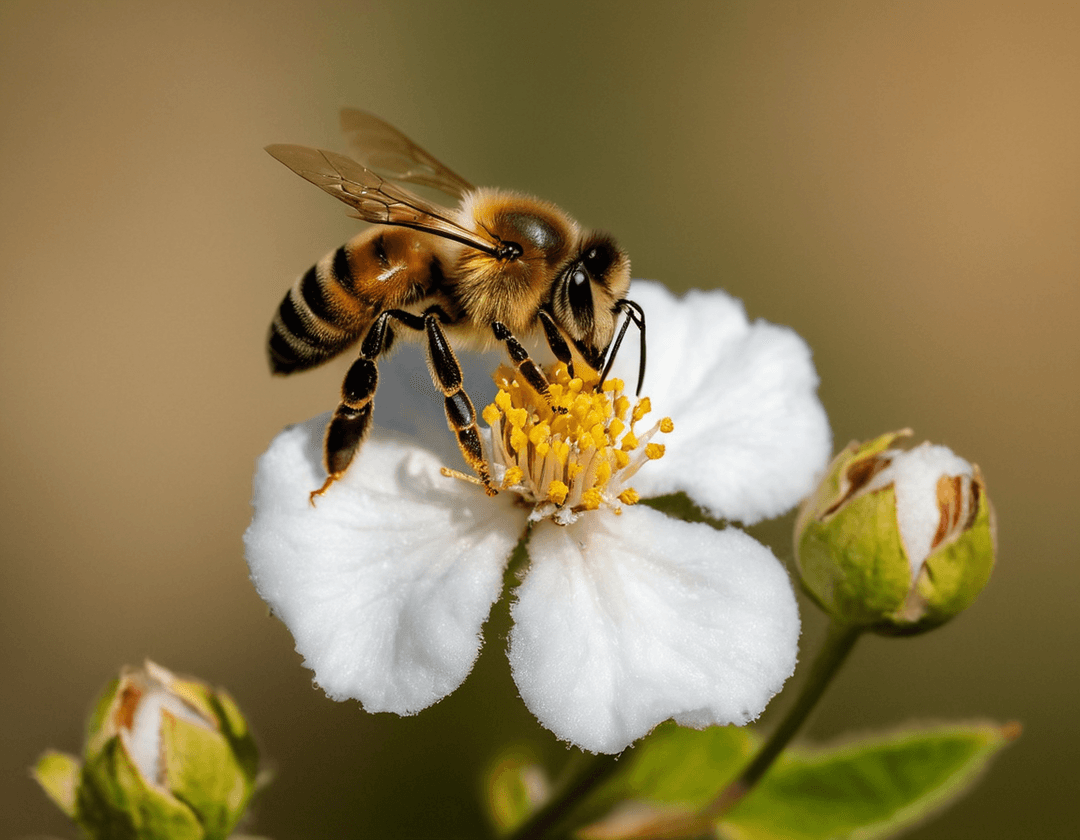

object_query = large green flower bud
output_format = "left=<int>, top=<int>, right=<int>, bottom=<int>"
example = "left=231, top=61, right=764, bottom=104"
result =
left=794, top=431, right=995, bottom=635
left=33, top=661, right=260, bottom=840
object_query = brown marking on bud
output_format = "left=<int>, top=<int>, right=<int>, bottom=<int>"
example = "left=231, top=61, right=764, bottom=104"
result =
left=823, top=453, right=893, bottom=517
left=114, top=683, right=142, bottom=730
left=933, top=474, right=963, bottom=549
left=967, top=469, right=984, bottom=530
left=932, top=472, right=979, bottom=551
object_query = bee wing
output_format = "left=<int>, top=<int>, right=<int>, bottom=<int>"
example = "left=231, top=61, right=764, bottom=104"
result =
left=340, top=109, right=474, bottom=199
left=265, top=144, right=499, bottom=255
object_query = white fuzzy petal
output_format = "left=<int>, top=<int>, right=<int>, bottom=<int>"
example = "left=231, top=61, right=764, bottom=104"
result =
left=612, top=281, right=831, bottom=524
left=508, top=505, right=800, bottom=754
left=877, top=443, right=974, bottom=579
left=244, top=415, right=524, bottom=714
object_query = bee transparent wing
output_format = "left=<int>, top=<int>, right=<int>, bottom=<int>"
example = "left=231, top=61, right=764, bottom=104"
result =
left=266, top=144, right=499, bottom=255
left=340, top=109, right=475, bottom=199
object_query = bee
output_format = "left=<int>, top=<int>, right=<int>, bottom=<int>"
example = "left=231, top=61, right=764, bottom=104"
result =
left=267, top=109, right=645, bottom=500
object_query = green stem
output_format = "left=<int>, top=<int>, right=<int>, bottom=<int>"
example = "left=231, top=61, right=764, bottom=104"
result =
left=505, top=751, right=622, bottom=840
left=703, top=620, right=863, bottom=821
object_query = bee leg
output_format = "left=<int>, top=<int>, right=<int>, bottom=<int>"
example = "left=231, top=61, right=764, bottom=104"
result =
left=492, top=321, right=568, bottom=415
left=600, top=299, right=647, bottom=395
left=314, top=308, right=496, bottom=501
left=425, top=313, right=497, bottom=495
left=311, top=308, right=425, bottom=504
left=537, top=310, right=576, bottom=379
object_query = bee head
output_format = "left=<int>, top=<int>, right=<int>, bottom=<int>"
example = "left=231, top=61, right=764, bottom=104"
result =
left=551, top=234, right=631, bottom=370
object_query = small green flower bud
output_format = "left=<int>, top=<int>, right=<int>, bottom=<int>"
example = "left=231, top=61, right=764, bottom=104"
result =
left=794, top=431, right=995, bottom=635
left=33, top=661, right=260, bottom=840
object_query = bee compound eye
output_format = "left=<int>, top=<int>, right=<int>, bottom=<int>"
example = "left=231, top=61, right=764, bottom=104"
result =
left=566, top=262, right=595, bottom=325
left=582, top=242, right=614, bottom=275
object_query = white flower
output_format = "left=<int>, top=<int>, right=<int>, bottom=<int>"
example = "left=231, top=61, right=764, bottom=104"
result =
left=244, top=282, right=831, bottom=754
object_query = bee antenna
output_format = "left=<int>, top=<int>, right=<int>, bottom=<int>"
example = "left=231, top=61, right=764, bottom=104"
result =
left=599, top=299, right=647, bottom=395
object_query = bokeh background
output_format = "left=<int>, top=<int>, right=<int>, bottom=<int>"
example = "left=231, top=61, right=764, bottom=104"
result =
left=3, top=2, right=1077, bottom=837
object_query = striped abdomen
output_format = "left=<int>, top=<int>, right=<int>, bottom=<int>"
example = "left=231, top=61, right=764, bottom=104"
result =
left=268, top=228, right=446, bottom=375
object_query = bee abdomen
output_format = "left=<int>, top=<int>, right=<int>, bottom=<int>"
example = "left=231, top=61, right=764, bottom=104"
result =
left=268, top=245, right=372, bottom=375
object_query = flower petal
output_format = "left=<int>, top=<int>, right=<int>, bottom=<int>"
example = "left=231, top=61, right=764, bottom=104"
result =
left=244, top=415, right=524, bottom=713
left=612, top=281, right=831, bottom=524
left=508, top=505, right=800, bottom=754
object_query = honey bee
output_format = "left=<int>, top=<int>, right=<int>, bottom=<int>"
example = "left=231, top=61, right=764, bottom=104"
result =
left=267, top=110, right=645, bottom=499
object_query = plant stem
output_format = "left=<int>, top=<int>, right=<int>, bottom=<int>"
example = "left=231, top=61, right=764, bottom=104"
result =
left=703, top=620, right=862, bottom=821
left=505, top=751, right=622, bottom=840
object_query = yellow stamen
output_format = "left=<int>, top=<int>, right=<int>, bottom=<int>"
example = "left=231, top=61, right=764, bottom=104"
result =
left=632, top=397, right=652, bottom=423
left=581, top=488, right=604, bottom=510
left=571, top=393, right=593, bottom=419
left=547, top=480, right=569, bottom=505
left=529, top=422, right=551, bottom=447
left=463, top=362, right=672, bottom=525
left=508, top=406, right=529, bottom=429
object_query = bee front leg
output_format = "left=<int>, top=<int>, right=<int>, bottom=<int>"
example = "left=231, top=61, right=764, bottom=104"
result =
left=312, top=308, right=426, bottom=504
left=424, top=314, right=497, bottom=495
left=537, top=310, right=576, bottom=379
left=492, top=321, right=568, bottom=415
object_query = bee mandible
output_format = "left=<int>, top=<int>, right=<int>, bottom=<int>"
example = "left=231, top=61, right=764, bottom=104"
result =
left=266, top=110, right=646, bottom=500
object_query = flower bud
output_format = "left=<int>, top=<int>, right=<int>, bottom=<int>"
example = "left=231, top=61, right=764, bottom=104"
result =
left=794, top=431, right=995, bottom=634
left=33, top=661, right=259, bottom=840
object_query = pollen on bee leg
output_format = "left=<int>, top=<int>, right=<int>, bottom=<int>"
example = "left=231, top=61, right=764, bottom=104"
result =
left=475, top=362, right=674, bottom=525
left=440, top=466, right=489, bottom=487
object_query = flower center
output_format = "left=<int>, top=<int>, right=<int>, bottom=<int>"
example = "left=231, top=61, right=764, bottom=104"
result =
left=476, top=363, right=672, bottom=525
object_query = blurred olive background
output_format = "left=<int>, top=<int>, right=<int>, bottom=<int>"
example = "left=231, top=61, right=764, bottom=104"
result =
left=2, top=1, right=1077, bottom=837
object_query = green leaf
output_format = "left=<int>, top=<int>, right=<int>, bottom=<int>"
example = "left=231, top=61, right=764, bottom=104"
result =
left=571, top=725, right=756, bottom=839
left=207, top=688, right=261, bottom=788
left=483, top=747, right=550, bottom=834
left=33, top=750, right=82, bottom=817
left=721, top=721, right=1019, bottom=840
left=83, top=677, right=122, bottom=760
left=609, top=723, right=755, bottom=807
left=78, top=737, right=203, bottom=840
left=569, top=722, right=754, bottom=833
left=162, top=712, right=250, bottom=840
